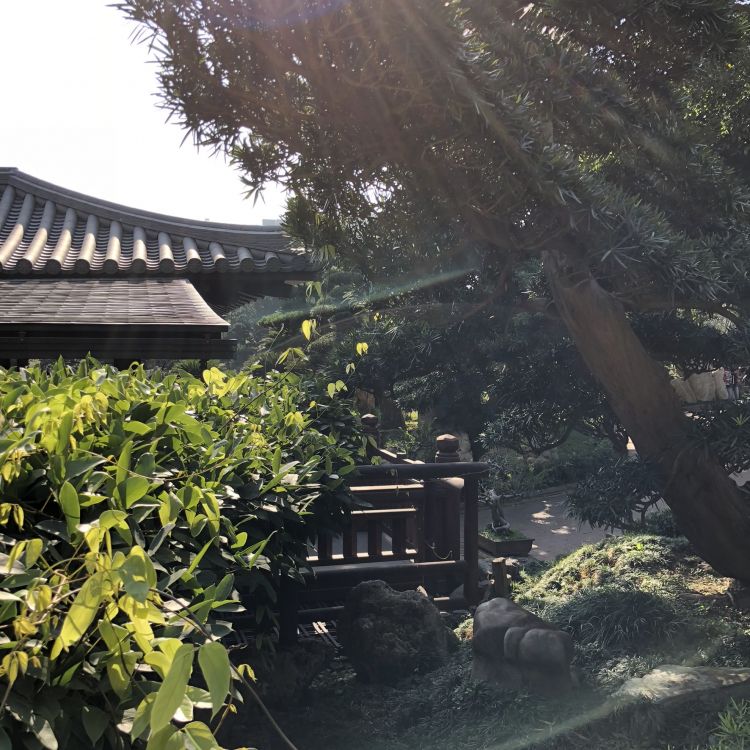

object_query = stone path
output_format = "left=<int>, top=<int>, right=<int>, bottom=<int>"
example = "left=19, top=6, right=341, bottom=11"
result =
left=477, top=490, right=611, bottom=561
left=478, top=470, right=750, bottom=562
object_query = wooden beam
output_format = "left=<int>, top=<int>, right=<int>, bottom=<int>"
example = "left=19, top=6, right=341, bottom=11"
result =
left=0, top=336, right=236, bottom=360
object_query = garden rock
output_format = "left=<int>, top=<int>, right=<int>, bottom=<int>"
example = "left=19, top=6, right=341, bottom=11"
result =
left=614, top=665, right=750, bottom=708
left=338, top=580, right=459, bottom=684
left=471, top=597, right=574, bottom=694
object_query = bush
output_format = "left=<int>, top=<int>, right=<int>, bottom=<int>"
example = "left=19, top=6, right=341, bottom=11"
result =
left=0, top=359, right=362, bottom=749
left=641, top=509, right=682, bottom=537
left=482, top=432, right=618, bottom=498
left=566, top=456, right=666, bottom=532
left=712, top=699, right=750, bottom=750
left=515, top=535, right=692, bottom=602
left=539, top=585, right=683, bottom=649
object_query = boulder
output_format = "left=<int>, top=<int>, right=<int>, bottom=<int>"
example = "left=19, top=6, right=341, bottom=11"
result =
left=670, top=378, right=697, bottom=404
left=614, top=665, right=750, bottom=708
left=471, top=598, right=574, bottom=694
left=688, top=371, right=716, bottom=402
left=713, top=368, right=730, bottom=400
left=607, top=665, right=750, bottom=742
left=338, top=580, right=459, bottom=684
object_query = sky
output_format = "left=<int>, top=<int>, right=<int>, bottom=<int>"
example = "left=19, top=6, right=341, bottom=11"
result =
left=0, top=0, right=286, bottom=224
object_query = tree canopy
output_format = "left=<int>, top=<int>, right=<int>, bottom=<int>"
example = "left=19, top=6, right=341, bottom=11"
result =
left=120, top=0, right=750, bottom=578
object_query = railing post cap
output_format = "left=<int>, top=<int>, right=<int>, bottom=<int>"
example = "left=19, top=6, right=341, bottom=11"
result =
left=436, top=434, right=460, bottom=451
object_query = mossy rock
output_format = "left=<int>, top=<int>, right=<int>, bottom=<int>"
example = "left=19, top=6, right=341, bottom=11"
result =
left=339, top=580, right=459, bottom=685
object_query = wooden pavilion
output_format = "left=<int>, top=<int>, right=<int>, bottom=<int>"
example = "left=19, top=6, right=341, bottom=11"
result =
left=0, top=168, right=316, bottom=367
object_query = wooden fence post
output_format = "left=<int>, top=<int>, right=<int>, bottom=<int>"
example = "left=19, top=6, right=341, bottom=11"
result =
left=278, top=577, right=299, bottom=648
left=492, top=557, right=511, bottom=598
left=361, top=413, right=380, bottom=457
left=435, top=434, right=460, bottom=463
left=463, top=474, right=480, bottom=606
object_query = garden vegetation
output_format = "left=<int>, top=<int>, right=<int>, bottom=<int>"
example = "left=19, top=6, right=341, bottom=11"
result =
left=0, top=359, right=362, bottom=749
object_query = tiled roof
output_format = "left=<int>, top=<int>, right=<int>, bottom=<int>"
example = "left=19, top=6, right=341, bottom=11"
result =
left=0, top=168, right=312, bottom=277
left=0, top=279, right=228, bottom=329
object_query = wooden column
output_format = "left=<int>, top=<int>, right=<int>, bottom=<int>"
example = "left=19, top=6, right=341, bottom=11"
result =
left=426, top=435, right=462, bottom=561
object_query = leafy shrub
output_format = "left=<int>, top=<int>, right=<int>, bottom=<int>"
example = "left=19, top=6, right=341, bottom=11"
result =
left=0, top=359, right=362, bottom=749
left=712, top=699, right=750, bottom=750
left=641, top=509, right=682, bottom=537
left=539, top=585, right=682, bottom=649
left=566, top=456, right=666, bottom=532
left=482, top=432, right=618, bottom=498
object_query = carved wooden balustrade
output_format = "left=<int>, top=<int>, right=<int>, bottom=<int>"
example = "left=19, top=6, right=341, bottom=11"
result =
left=278, top=416, right=489, bottom=643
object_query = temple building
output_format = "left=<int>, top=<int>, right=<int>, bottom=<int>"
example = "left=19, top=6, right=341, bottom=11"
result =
left=0, top=168, right=316, bottom=366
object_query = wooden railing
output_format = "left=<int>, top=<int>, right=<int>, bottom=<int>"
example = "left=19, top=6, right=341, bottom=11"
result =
left=278, top=417, right=489, bottom=643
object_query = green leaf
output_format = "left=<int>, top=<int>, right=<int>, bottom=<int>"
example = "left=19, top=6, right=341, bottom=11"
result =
left=65, top=456, right=106, bottom=480
left=135, top=452, right=157, bottom=477
left=198, top=642, right=231, bottom=718
left=1, top=385, right=24, bottom=411
left=98, top=619, right=129, bottom=652
left=301, top=319, right=313, bottom=341
left=124, top=420, right=153, bottom=435
left=82, top=705, right=109, bottom=744
left=99, top=509, right=128, bottom=531
left=58, top=481, right=80, bottom=538
left=183, top=722, right=220, bottom=750
left=132, top=694, right=156, bottom=740
left=117, top=546, right=156, bottom=601
left=31, top=716, right=57, bottom=750
left=117, top=440, right=133, bottom=484
left=56, top=410, right=74, bottom=453
left=0, top=727, right=11, bottom=750
left=146, top=725, right=179, bottom=750
left=116, top=475, right=150, bottom=508
left=107, top=653, right=138, bottom=697
left=52, top=571, right=107, bottom=656
left=151, top=643, right=194, bottom=733
left=24, top=538, right=43, bottom=568
left=185, top=539, right=213, bottom=578
left=214, top=574, right=234, bottom=602
left=148, top=523, right=175, bottom=555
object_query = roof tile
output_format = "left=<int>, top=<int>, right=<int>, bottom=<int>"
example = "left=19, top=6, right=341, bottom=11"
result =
left=0, top=168, right=314, bottom=277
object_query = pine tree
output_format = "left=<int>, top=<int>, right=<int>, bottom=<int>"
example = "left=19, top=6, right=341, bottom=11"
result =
left=120, top=0, right=750, bottom=578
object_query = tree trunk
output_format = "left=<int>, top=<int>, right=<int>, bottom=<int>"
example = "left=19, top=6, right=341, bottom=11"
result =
left=544, top=251, right=750, bottom=581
